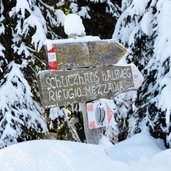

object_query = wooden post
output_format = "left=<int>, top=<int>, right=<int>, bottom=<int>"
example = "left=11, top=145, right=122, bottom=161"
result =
left=38, top=63, right=144, bottom=144
left=40, top=36, right=132, bottom=144
left=80, top=103, right=103, bottom=144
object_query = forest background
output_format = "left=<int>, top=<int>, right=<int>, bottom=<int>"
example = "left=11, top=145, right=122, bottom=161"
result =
left=0, top=0, right=171, bottom=149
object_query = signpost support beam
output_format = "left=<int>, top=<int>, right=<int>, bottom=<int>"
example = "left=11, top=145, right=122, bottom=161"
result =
left=80, top=103, right=103, bottom=144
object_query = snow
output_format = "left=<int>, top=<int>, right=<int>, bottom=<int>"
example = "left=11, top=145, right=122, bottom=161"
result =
left=0, top=62, right=48, bottom=148
left=55, top=9, right=65, bottom=26
left=0, top=132, right=170, bottom=171
left=49, top=107, right=67, bottom=120
left=141, top=9, right=153, bottom=36
left=16, top=0, right=31, bottom=17
left=131, top=0, right=149, bottom=15
left=70, top=3, right=78, bottom=14
left=23, top=14, right=47, bottom=51
left=112, top=0, right=150, bottom=44
left=64, top=14, right=85, bottom=37
left=78, top=6, right=90, bottom=19
left=152, top=0, right=171, bottom=132
left=44, top=36, right=100, bottom=51
left=155, top=0, right=171, bottom=63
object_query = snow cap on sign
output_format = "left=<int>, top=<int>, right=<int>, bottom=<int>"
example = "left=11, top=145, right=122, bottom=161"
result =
left=64, top=14, right=86, bottom=38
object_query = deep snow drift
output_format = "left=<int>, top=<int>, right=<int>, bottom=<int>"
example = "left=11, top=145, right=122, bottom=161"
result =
left=0, top=132, right=170, bottom=171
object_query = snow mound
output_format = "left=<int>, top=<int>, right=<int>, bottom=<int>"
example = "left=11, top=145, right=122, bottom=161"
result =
left=0, top=132, right=170, bottom=171
left=64, top=14, right=85, bottom=37
left=0, top=140, right=125, bottom=171
left=108, top=132, right=165, bottom=162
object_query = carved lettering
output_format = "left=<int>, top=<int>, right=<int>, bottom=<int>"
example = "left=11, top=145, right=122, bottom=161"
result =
left=49, top=40, right=126, bottom=70
left=39, top=65, right=133, bottom=107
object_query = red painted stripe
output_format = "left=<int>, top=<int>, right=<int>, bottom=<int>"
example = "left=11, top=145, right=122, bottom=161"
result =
left=48, top=61, right=58, bottom=70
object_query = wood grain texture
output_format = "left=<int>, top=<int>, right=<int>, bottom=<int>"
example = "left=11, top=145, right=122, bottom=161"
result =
left=38, top=65, right=134, bottom=108
left=51, top=40, right=126, bottom=69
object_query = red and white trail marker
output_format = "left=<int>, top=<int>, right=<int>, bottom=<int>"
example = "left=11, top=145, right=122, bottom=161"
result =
left=87, top=100, right=115, bottom=129
left=47, top=47, right=58, bottom=70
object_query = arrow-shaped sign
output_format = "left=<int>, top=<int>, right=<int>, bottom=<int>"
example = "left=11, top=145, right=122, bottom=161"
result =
left=45, top=39, right=127, bottom=70
left=38, top=64, right=144, bottom=108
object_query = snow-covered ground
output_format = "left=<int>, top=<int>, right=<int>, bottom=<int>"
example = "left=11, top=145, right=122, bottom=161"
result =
left=0, top=132, right=170, bottom=171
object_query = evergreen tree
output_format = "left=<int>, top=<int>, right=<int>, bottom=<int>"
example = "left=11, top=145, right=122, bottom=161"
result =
left=0, top=0, right=67, bottom=147
left=113, top=0, right=171, bottom=148
left=0, top=62, right=48, bottom=148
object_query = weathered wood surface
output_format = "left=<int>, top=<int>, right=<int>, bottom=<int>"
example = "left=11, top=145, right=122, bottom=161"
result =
left=38, top=65, right=134, bottom=108
left=50, top=40, right=126, bottom=69
left=80, top=103, right=103, bottom=144
left=42, top=39, right=128, bottom=144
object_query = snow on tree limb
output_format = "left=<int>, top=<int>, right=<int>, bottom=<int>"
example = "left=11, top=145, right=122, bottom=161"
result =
left=0, top=62, right=48, bottom=148
left=16, top=0, right=32, bottom=18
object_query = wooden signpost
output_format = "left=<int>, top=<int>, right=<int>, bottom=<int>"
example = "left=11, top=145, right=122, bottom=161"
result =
left=46, top=39, right=126, bottom=70
left=39, top=38, right=143, bottom=144
left=38, top=65, right=134, bottom=108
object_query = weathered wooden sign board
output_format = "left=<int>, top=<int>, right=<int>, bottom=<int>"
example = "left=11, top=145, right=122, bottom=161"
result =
left=40, top=37, right=143, bottom=144
left=38, top=65, right=135, bottom=108
left=46, top=40, right=126, bottom=70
